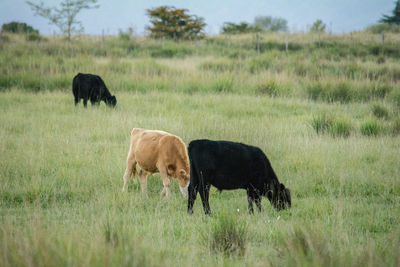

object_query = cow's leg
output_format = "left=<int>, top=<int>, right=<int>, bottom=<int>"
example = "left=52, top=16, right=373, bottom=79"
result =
left=74, top=97, right=79, bottom=106
left=199, top=183, right=211, bottom=215
left=187, top=183, right=198, bottom=214
left=247, top=196, right=254, bottom=214
left=247, top=188, right=255, bottom=214
left=138, top=169, right=148, bottom=195
left=160, top=171, right=171, bottom=198
left=90, top=96, right=100, bottom=106
left=122, top=157, right=137, bottom=193
left=254, top=195, right=262, bottom=212
left=83, top=98, right=88, bottom=108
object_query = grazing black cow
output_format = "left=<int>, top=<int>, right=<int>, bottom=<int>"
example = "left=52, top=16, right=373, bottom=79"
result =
left=187, top=139, right=291, bottom=215
left=72, top=73, right=117, bottom=107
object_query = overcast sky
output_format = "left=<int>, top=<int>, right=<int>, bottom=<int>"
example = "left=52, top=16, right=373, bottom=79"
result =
left=0, top=0, right=396, bottom=35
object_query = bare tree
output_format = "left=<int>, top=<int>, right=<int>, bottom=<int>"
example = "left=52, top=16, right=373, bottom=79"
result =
left=26, top=0, right=99, bottom=40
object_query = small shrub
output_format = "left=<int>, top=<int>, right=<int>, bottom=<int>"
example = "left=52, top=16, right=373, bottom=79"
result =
left=207, top=213, right=247, bottom=257
left=390, top=90, right=400, bottom=109
left=344, top=63, right=361, bottom=79
left=248, top=58, right=271, bottom=73
left=376, top=56, right=386, bottom=64
left=311, top=113, right=333, bottom=134
left=256, top=80, right=280, bottom=96
left=1, top=21, right=39, bottom=34
left=370, top=45, right=382, bottom=56
left=0, top=33, right=10, bottom=42
left=108, top=60, right=132, bottom=74
left=292, top=62, right=308, bottom=77
left=118, top=30, right=131, bottom=41
left=372, top=103, right=389, bottom=119
left=369, top=83, right=392, bottom=99
left=280, top=226, right=335, bottom=266
left=150, top=43, right=193, bottom=58
left=360, top=120, right=382, bottom=136
left=259, top=41, right=289, bottom=52
left=26, top=31, right=43, bottom=42
left=104, top=219, right=119, bottom=247
left=365, top=23, right=400, bottom=34
left=390, top=116, right=400, bottom=136
left=307, top=83, right=324, bottom=101
left=134, top=59, right=170, bottom=76
left=212, top=78, right=234, bottom=93
left=227, top=49, right=251, bottom=59
left=327, top=83, right=352, bottom=103
left=330, top=119, right=352, bottom=138
left=199, top=60, right=235, bottom=72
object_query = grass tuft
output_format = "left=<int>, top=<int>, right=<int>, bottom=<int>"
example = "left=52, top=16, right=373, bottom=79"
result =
left=281, top=226, right=335, bottom=266
left=390, top=116, right=400, bottom=136
left=256, top=80, right=280, bottom=96
left=330, top=118, right=352, bottom=138
left=311, top=113, right=333, bottom=134
left=360, top=120, right=382, bottom=136
left=372, top=103, right=389, bottom=119
left=206, top=213, right=248, bottom=257
left=199, top=60, right=236, bottom=72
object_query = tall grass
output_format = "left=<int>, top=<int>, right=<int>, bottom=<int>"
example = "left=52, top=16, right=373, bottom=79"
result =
left=1, top=32, right=400, bottom=104
left=360, top=119, right=383, bottom=136
left=1, top=31, right=400, bottom=266
left=204, top=213, right=248, bottom=257
left=0, top=90, right=399, bottom=266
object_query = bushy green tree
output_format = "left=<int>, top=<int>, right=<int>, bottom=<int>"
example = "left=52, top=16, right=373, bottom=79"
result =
left=26, top=0, right=99, bottom=40
left=253, top=16, right=288, bottom=32
left=1, top=21, right=39, bottom=34
left=146, top=6, right=206, bottom=39
left=380, top=0, right=400, bottom=24
left=366, top=23, right=400, bottom=33
left=310, top=19, right=326, bottom=33
left=221, top=22, right=261, bottom=34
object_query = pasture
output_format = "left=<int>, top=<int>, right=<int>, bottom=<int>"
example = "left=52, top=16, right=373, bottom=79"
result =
left=0, top=33, right=400, bottom=266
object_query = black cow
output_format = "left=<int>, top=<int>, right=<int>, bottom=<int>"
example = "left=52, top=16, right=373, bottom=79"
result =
left=187, top=139, right=291, bottom=215
left=72, top=73, right=117, bottom=107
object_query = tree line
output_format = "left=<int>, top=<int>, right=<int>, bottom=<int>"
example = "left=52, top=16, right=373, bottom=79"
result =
left=2, top=0, right=400, bottom=40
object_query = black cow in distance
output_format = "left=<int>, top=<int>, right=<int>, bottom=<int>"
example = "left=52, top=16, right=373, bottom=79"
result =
left=72, top=73, right=117, bottom=107
left=187, top=139, right=291, bottom=215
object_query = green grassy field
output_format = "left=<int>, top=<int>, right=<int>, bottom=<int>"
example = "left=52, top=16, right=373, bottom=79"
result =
left=0, top=33, right=400, bottom=266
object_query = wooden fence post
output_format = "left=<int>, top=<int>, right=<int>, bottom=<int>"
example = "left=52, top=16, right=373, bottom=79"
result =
left=318, top=29, right=321, bottom=48
left=257, top=32, right=260, bottom=55
left=285, top=33, right=288, bottom=53
left=381, top=31, right=385, bottom=45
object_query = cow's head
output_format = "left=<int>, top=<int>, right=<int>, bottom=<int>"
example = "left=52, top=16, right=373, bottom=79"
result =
left=266, top=183, right=291, bottom=210
left=106, top=95, right=117, bottom=107
left=275, top=183, right=291, bottom=210
left=177, top=169, right=190, bottom=198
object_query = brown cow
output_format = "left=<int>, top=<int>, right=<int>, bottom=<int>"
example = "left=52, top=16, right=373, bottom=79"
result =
left=122, top=128, right=190, bottom=198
